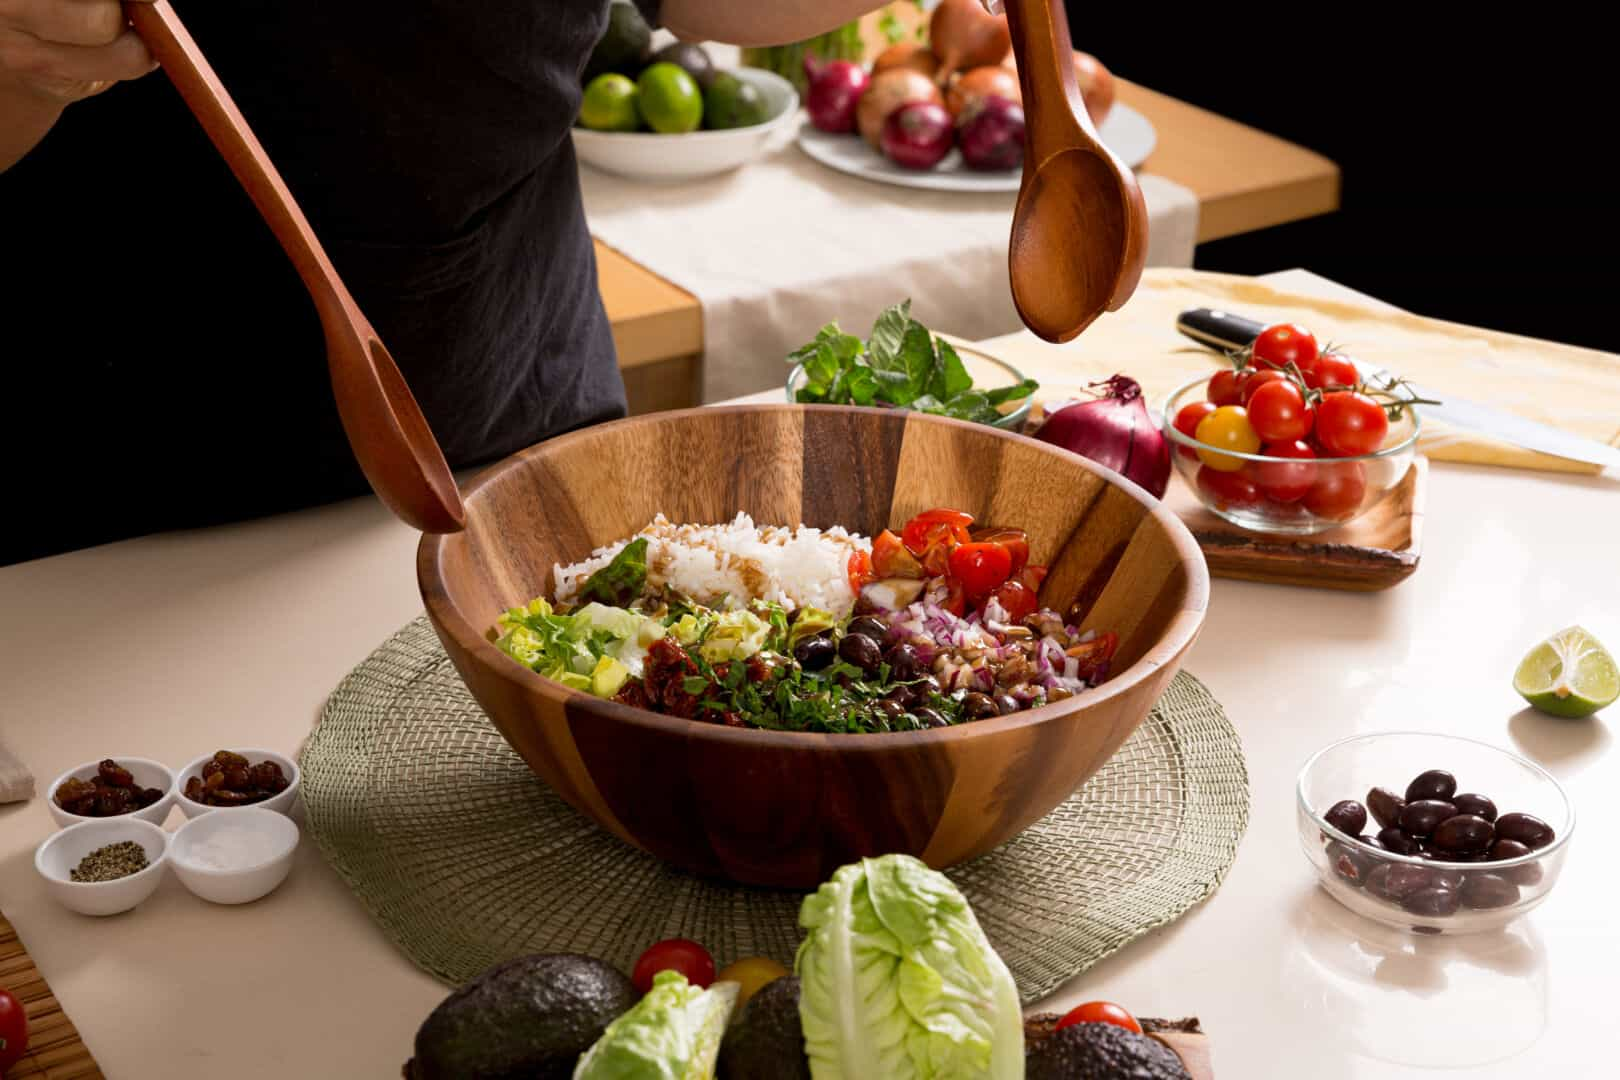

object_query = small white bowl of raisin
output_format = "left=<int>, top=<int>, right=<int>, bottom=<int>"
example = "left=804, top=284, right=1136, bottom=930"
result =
left=176, top=748, right=300, bottom=819
left=48, top=756, right=176, bottom=829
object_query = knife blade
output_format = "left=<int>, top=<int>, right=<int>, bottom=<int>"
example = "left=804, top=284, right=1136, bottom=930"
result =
left=1175, top=308, right=1620, bottom=469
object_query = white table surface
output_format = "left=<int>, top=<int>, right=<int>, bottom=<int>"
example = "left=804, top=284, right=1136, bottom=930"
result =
left=2, top=270, right=1617, bottom=1078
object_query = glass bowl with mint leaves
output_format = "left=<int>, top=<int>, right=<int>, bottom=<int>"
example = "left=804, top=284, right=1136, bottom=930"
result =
left=786, top=301, right=1038, bottom=430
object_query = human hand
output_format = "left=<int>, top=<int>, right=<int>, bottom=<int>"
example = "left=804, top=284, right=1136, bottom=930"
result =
left=0, top=0, right=157, bottom=104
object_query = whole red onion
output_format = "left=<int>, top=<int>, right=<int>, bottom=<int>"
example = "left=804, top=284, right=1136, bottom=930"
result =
left=805, top=58, right=869, bottom=134
left=1034, top=375, right=1170, bottom=498
left=881, top=102, right=954, bottom=170
left=957, top=95, right=1024, bottom=171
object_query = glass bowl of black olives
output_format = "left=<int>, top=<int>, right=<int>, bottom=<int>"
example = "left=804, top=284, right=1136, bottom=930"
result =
left=1296, top=732, right=1573, bottom=934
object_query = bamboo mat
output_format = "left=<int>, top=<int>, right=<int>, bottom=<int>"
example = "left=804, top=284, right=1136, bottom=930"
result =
left=0, top=912, right=102, bottom=1080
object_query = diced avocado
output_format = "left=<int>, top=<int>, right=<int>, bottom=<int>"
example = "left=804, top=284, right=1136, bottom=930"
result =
left=591, top=656, right=631, bottom=698
left=555, top=670, right=593, bottom=692
left=787, top=608, right=837, bottom=648
left=699, top=609, right=770, bottom=662
left=668, top=613, right=706, bottom=646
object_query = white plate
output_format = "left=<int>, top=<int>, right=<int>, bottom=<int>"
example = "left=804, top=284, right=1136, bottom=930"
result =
left=795, top=102, right=1157, bottom=193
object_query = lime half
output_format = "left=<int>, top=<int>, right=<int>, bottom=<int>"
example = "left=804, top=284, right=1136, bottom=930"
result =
left=1514, top=626, right=1620, bottom=718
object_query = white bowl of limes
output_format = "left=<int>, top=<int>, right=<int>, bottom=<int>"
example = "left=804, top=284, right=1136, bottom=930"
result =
left=573, top=64, right=799, bottom=182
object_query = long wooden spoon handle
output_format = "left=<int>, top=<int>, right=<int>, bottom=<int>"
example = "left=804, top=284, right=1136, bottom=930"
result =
left=124, top=1, right=344, bottom=310
left=1004, top=0, right=1094, bottom=159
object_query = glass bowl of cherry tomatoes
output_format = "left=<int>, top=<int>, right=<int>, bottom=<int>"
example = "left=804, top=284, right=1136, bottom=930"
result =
left=1160, top=325, right=1425, bottom=535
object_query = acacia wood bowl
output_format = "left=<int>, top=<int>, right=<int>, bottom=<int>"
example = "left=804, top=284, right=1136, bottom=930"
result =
left=418, top=406, right=1208, bottom=887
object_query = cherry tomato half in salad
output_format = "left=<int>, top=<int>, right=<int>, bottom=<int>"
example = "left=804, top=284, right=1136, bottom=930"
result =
left=1250, top=322, right=1318, bottom=374
left=847, top=549, right=874, bottom=593
left=1018, top=565, right=1048, bottom=593
left=871, top=529, right=923, bottom=579
left=948, top=542, right=1014, bottom=602
left=1197, top=464, right=1262, bottom=509
left=1206, top=368, right=1250, bottom=407
left=1194, top=405, right=1260, bottom=472
left=1246, top=378, right=1314, bottom=443
left=1054, top=1000, right=1142, bottom=1035
left=632, top=939, right=716, bottom=993
left=971, top=527, right=1030, bottom=576
left=1315, top=391, right=1389, bottom=457
left=992, top=579, right=1039, bottom=622
left=1250, top=439, right=1316, bottom=503
left=1303, top=460, right=1368, bottom=521
left=1313, top=352, right=1359, bottom=389
left=901, top=508, right=974, bottom=555
left=933, top=575, right=968, bottom=617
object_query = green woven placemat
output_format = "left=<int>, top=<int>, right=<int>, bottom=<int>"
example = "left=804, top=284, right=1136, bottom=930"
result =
left=302, top=616, right=1248, bottom=1004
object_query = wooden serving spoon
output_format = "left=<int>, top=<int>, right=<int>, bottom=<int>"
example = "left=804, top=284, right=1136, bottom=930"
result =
left=1003, top=0, right=1149, bottom=342
left=123, top=1, right=465, bottom=533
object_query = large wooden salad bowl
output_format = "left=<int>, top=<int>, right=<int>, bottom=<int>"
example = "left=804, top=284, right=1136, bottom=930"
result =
left=419, top=406, right=1208, bottom=887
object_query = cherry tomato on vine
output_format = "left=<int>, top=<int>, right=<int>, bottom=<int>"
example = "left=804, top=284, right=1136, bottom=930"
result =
left=1303, top=460, right=1368, bottom=520
left=1054, top=1000, right=1143, bottom=1035
left=948, top=541, right=1014, bottom=601
left=1250, top=323, right=1319, bottom=373
left=632, top=939, right=716, bottom=993
left=871, top=530, right=923, bottom=579
left=971, top=527, right=1030, bottom=576
left=1313, top=352, right=1359, bottom=389
left=846, top=550, right=874, bottom=593
left=1250, top=439, right=1317, bottom=503
left=992, top=579, right=1039, bottom=622
left=1194, top=405, right=1261, bottom=471
left=1197, top=465, right=1262, bottom=509
left=1246, top=379, right=1314, bottom=443
left=1239, top=369, right=1289, bottom=406
left=901, top=508, right=974, bottom=555
left=1316, top=391, right=1389, bottom=457
left=1206, top=368, right=1251, bottom=407
left=1, top=987, right=27, bottom=1075
left=1173, top=401, right=1217, bottom=460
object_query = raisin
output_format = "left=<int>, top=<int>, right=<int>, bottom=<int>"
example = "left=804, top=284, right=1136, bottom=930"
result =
left=97, top=759, right=135, bottom=788
left=214, top=750, right=250, bottom=768
left=185, top=776, right=207, bottom=802
left=249, top=761, right=285, bottom=789
left=224, top=766, right=252, bottom=789
left=201, top=759, right=225, bottom=779
left=55, top=776, right=97, bottom=810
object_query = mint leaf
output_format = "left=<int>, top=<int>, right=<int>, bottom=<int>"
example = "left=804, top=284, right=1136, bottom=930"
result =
left=985, top=378, right=1039, bottom=406
left=866, top=301, right=911, bottom=369
left=845, top=365, right=879, bottom=406
left=933, top=339, right=973, bottom=400
left=928, top=390, right=998, bottom=423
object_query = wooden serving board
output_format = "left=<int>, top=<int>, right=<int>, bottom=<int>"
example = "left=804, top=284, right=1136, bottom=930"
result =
left=0, top=911, right=103, bottom=1079
left=1163, top=456, right=1428, bottom=591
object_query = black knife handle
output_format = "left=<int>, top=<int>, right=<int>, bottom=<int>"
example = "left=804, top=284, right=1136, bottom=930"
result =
left=1175, top=309, right=1267, bottom=352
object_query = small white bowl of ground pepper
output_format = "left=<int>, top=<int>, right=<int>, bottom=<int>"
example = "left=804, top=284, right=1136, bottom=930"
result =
left=35, top=818, right=169, bottom=916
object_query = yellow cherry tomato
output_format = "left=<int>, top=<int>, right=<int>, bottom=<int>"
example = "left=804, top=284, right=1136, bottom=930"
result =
left=1194, top=404, right=1261, bottom=472
left=715, top=956, right=789, bottom=1010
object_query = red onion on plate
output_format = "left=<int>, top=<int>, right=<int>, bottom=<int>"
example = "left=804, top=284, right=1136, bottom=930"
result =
left=1033, top=375, right=1171, bottom=498
left=804, top=58, right=869, bottom=134
left=881, top=102, right=954, bottom=170
left=957, top=95, right=1025, bottom=171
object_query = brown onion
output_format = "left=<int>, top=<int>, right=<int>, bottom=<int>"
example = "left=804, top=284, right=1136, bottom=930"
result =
left=1001, top=48, right=1116, bottom=127
left=857, top=68, right=944, bottom=148
left=930, top=0, right=1010, bottom=86
left=872, top=41, right=940, bottom=80
left=945, top=65, right=1021, bottom=118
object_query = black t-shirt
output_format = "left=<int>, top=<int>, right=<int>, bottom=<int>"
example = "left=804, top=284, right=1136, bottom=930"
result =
left=1, top=0, right=657, bottom=565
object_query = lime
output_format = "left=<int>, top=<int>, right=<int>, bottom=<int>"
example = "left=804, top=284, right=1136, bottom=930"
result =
left=703, top=72, right=768, bottom=130
left=579, top=73, right=641, bottom=132
left=636, top=62, right=703, bottom=134
left=1513, top=626, right=1620, bottom=718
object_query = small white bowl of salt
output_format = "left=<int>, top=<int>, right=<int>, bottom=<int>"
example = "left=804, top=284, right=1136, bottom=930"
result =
left=169, top=807, right=299, bottom=905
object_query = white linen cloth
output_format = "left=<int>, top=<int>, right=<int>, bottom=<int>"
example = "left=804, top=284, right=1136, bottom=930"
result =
left=580, top=115, right=1200, bottom=402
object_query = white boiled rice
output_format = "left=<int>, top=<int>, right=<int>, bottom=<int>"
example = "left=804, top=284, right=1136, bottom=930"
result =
left=554, top=513, right=871, bottom=614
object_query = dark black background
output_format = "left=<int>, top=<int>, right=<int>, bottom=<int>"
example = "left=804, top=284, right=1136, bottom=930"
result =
left=1064, top=8, right=1617, bottom=351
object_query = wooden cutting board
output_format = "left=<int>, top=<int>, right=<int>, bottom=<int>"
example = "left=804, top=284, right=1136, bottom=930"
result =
left=1, top=911, right=103, bottom=1079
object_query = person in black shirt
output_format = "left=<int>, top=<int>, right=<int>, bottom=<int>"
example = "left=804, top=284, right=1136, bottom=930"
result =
left=0, top=1, right=891, bottom=565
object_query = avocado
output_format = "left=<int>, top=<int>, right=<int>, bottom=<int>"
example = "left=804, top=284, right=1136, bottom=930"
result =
left=1024, top=1021, right=1192, bottom=1080
left=649, top=42, right=716, bottom=89
left=405, top=953, right=637, bottom=1080
left=583, top=2, right=652, bottom=84
left=702, top=73, right=768, bottom=131
left=590, top=655, right=631, bottom=698
left=717, top=975, right=811, bottom=1080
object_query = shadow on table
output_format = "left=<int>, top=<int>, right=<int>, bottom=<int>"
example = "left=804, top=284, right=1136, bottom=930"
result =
left=1507, top=706, right=1612, bottom=780
left=1281, top=884, right=1546, bottom=1068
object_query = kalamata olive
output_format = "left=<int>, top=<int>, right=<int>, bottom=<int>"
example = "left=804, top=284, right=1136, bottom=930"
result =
left=1367, top=787, right=1406, bottom=830
left=1399, top=799, right=1457, bottom=837
left=1432, top=814, right=1495, bottom=853
left=1401, top=886, right=1461, bottom=918
left=1451, top=793, right=1497, bottom=822
left=1488, top=839, right=1544, bottom=886
left=1459, top=873, right=1521, bottom=910
left=884, top=684, right=918, bottom=709
left=885, top=643, right=922, bottom=681
left=1440, top=850, right=1491, bottom=863
left=916, top=673, right=943, bottom=696
left=847, top=616, right=891, bottom=643
left=838, top=633, right=884, bottom=674
left=1423, top=865, right=1465, bottom=891
left=1326, top=840, right=1375, bottom=887
left=1367, top=862, right=1433, bottom=903
left=960, top=692, right=1000, bottom=721
left=1405, top=769, right=1457, bottom=802
left=1489, top=837, right=1532, bottom=862
left=1323, top=800, right=1367, bottom=837
left=993, top=693, right=1020, bottom=716
left=872, top=699, right=907, bottom=723
left=793, top=635, right=836, bottom=671
left=1495, top=812, right=1555, bottom=850
left=1376, top=826, right=1421, bottom=856
left=912, top=706, right=949, bottom=728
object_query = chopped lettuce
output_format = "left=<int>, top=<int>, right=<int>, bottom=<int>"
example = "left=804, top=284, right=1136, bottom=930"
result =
left=796, top=855, right=1023, bottom=1079
left=573, top=970, right=738, bottom=1080
left=495, top=596, right=665, bottom=695
left=698, top=608, right=771, bottom=662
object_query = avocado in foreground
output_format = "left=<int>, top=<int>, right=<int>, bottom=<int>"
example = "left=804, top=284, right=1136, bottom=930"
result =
left=406, top=953, right=637, bottom=1080
left=574, top=969, right=738, bottom=1079
left=1024, top=1021, right=1193, bottom=1080
left=718, top=975, right=811, bottom=1080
